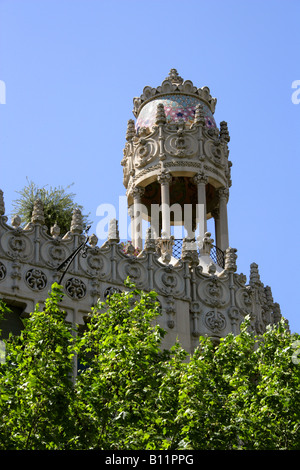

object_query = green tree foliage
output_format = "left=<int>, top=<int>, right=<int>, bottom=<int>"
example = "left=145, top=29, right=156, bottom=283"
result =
left=72, top=278, right=182, bottom=450
left=11, top=179, right=90, bottom=235
left=0, top=282, right=299, bottom=450
left=0, top=285, right=76, bottom=449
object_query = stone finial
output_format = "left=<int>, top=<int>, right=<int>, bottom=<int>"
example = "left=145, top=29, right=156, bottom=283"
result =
left=194, top=103, right=205, bottom=125
left=108, top=218, right=120, bottom=242
left=0, top=189, right=5, bottom=216
left=273, top=302, right=281, bottom=323
left=155, top=103, right=166, bottom=125
left=88, top=233, right=98, bottom=248
left=199, top=232, right=213, bottom=256
left=126, top=119, right=136, bottom=141
left=11, top=215, right=22, bottom=228
left=50, top=222, right=60, bottom=239
left=31, top=199, right=45, bottom=224
left=181, top=238, right=198, bottom=264
left=157, top=237, right=174, bottom=264
left=265, top=285, right=274, bottom=308
left=165, top=68, right=184, bottom=85
left=220, top=121, right=230, bottom=142
left=144, top=227, right=156, bottom=252
left=224, top=247, right=237, bottom=272
left=70, top=208, right=83, bottom=234
left=208, top=262, right=217, bottom=275
left=249, top=262, right=261, bottom=287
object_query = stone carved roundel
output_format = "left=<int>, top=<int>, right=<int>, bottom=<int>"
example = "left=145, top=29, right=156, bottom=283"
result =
left=104, top=286, right=122, bottom=300
left=205, top=310, right=226, bottom=333
left=25, top=269, right=47, bottom=291
left=9, top=235, right=26, bottom=254
left=87, top=254, right=104, bottom=271
left=49, top=245, right=67, bottom=263
left=65, top=277, right=87, bottom=300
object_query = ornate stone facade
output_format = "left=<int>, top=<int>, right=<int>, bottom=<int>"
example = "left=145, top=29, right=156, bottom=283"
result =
left=0, top=70, right=286, bottom=353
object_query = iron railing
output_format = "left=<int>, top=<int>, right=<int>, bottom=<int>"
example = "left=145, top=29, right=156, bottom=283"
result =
left=172, top=239, right=225, bottom=268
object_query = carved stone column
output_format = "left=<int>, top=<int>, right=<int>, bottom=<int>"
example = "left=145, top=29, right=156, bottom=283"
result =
left=212, top=208, right=221, bottom=250
left=157, top=170, right=172, bottom=238
left=218, top=188, right=229, bottom=251
left=132, top=185, right=144, bottom=251
left=128, top=205, right=135, bottom=246
left=193, top=172, right=208, bottom=239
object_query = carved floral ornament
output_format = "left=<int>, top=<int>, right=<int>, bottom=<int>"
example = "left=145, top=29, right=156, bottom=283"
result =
left=199, top=276, right=229, bottom=308
left=205, top=310, right=227, bottom=333
left=65, top=277, right=86, bottom=300
left=162, top=272, right=177, bottom=290
left=87, top=254, right=104, bottom=272
left=164, top=132, right=197, bottom=159
left=125, top=263, right=142, bottom=280
left=49, top=245, right=66, bottom=263
left=134, top=138, right=159, bottom=169
left=9, top=235, right=26, bottom=255
left=25, top=269, right=47, bottom=291
left=104, top=286, right=122, bottom=300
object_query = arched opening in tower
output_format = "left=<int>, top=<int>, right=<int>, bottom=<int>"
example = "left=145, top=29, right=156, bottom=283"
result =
left=140, top=176, right=218, bottom=239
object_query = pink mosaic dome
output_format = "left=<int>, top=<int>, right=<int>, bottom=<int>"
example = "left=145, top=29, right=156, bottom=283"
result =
left=136, top=94, right=216, bottom=132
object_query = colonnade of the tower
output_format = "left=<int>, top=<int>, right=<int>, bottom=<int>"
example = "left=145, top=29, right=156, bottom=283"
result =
left=128, top=173, right=229, bottom=255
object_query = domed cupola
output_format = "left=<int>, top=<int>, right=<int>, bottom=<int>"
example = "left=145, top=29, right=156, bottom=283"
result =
left=121, top=69, right=232, bottom=267
left=134, top=69, right=217, bottom=133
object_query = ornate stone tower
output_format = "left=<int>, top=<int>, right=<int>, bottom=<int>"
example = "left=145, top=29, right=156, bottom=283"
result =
left=0, top=69, right=285, bottom=355
left=122, top=69, right=231, bottom=268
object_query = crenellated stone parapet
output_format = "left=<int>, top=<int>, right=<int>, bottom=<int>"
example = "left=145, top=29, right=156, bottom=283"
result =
left=0, top=192, right=285, bottom=353
left=132, top=68, right=217, bottom=119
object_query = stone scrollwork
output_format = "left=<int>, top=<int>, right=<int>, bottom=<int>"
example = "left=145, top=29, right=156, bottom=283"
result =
left=134, top=138, right=158, bottom=169
left=198, top=276, right=229, bottom=308
left=87, top=254, right=104, bottom=272
left=9, top=235, right=26, bottom=256
left=205, top=310, right=226, bottom=333
left=162, top=272, right=178, bottom=291
left=0, top=262, right=6, bottom=281
left=125, top=263, right=142, bottom=281
left=203, top=140, right=225, bottom=168
left=49, top=245, right=67, bottom=263
left=65, top=277, right=86, bottom=300
left=164, top=132, right=197, bottom=159
left=104, top=286, right=122, bottom=300
left=25, top=268, right=47, bottom=291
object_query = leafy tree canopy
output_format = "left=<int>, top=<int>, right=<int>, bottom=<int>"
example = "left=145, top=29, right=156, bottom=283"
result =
left=0, top=281, right=299, bottom=450
left=11, top=179, right=90, bottom=235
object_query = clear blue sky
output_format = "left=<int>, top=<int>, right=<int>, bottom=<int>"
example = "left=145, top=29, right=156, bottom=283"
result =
left=0, top=0, right=300, bottom=333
